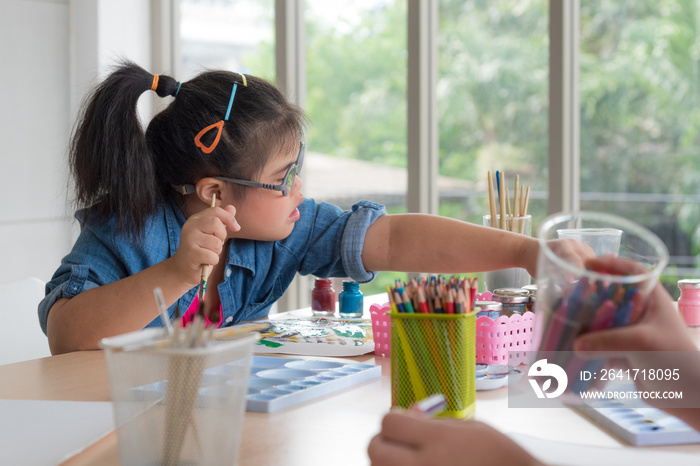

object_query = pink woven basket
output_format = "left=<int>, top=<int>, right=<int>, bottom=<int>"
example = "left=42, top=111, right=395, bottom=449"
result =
left=475, top=311, right=534, bottom=366
left=369, top=303, right=391, bottom=357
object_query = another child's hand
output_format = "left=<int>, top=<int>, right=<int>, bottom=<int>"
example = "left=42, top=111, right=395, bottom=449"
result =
left=169, top=204, right=241, bottom=286
left=367, top=411, right=543, bottom=466
left=574, top=256, right=695, bottom=353
left=573, top=256, right=700, bottom=429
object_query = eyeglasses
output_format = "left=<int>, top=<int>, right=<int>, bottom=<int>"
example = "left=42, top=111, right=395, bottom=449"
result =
left=172, top=142, right=305, bottom=197
left=214, top=142, right=304, bottom=197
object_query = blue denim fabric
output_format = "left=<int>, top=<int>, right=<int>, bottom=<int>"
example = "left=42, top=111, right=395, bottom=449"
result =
left=38, top=198, right=386, bottom=334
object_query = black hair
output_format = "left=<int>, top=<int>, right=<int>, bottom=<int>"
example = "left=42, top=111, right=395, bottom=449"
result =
left=69, top=60, right=306, bottom=237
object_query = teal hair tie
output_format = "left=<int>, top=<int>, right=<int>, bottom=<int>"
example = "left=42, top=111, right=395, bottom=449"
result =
left=224, top=83, right=238, bottom=121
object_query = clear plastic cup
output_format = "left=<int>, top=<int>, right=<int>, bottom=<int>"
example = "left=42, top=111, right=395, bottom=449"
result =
left=532, top=211, right=668, bottom=400
left=556, top=228, right=622, bottom=256
left=100, top=328, right=258, bottom=466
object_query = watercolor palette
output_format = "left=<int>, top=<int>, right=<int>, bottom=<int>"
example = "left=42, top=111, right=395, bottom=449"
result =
left=576, top=389, right=700, bottom=446
left=244, top=356, right=381, bottom=412
left=131, top=356, right=381, bottom=414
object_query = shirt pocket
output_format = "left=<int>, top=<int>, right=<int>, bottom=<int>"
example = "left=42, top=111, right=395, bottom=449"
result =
left=236, top=277, right=285, bottom=323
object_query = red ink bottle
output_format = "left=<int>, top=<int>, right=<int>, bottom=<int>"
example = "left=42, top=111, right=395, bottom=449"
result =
left=311, top=278, right=336, bottom=317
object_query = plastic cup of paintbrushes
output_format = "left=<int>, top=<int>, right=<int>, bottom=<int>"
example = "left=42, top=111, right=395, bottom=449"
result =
left=531, top=211, right=668, bottom=400
left=100, top=327, right=258, bottom=466
left=389, top=312, right=476, bottom=419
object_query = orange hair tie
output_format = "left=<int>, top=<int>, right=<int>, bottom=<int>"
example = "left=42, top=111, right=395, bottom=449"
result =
left=151, top=75, right=160, bottom=92
left=194, top=121, right=224, bottom=154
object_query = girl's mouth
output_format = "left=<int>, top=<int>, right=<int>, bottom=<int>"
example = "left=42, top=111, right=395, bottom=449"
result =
left=289, top=198, right=303, bottom=221
left=289, top=207, right=300, bottom=221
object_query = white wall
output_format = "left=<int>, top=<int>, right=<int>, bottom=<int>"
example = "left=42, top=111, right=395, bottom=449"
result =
left=1, top=0, right=73, bottom=284
left=1, top=0, right=152, bottom=285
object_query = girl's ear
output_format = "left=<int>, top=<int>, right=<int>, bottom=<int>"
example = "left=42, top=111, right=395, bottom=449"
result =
left=194, top=178, right=227, bottom=206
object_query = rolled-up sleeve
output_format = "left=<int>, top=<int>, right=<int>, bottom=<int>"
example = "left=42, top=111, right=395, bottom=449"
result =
left=37, top=209, right=166, bottom=335
left=294, top=199, right=386, bottom=283
left=38, top=264, right=100, bottom=334
left=340, top=200, right=387, bottom=283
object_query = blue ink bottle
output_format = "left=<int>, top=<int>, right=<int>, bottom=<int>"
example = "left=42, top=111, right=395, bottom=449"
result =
left=339, top=281, right=364, bottom=318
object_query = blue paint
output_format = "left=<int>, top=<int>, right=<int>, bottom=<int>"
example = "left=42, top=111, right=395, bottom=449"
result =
left=339, top=281, right=364, bottom=318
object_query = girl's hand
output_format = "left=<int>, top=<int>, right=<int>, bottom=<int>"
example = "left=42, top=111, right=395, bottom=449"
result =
left=544, top=238, right=596, bottom=271
left=368, top=411, right=543, bottom=466
left=169, top=204, right=240, bottom=287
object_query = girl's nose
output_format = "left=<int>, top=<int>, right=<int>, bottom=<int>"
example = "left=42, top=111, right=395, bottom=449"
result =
left=292, top=175, right=303, bottom=193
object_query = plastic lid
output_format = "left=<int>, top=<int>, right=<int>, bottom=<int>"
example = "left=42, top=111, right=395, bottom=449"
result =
left=473, top=300, right=503, bottom=311
left=492, top=288, right=530, bottom=303
left=678, top=279, right=700, bottom=289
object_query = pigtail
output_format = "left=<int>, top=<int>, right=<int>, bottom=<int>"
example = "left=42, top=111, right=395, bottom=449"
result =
left=69, top=61, right=176, bottom=236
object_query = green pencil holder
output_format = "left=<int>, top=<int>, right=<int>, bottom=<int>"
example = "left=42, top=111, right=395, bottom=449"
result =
left=389, top=312, right=476, bottom=418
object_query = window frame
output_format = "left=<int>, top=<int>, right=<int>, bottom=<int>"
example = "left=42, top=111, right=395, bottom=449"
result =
left=162, top=0, right=580, bottom=310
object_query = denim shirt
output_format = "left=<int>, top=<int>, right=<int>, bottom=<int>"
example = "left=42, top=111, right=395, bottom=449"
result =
left=38, top=198, right=386, bottom=334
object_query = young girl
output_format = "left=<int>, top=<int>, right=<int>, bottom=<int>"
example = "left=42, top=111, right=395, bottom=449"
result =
left=39, top=61, right=590, bottom=355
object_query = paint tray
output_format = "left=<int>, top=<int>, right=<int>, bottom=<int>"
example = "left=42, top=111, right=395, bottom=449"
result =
left=574, top=383, right=700, bottom=446
left=244, top=356, right=381, bottom=412
left=132, top=355, right=381, bottom=414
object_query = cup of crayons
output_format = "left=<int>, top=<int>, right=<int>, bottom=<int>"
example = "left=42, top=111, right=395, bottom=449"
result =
left=387, top=276, right=478, bottom=419
left=532, top=211, right=669, bottom=399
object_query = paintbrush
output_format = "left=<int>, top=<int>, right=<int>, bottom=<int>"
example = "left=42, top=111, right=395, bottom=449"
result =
left=213, top=322, right=272, bottom=341
left=197, top=193, right=218, bottom=318
left=487, top=171, right=497, bottom=228
left=153, top=287, right=173, bottom=337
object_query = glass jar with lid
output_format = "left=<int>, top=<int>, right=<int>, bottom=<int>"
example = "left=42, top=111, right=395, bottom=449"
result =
left=473, top=300, right=503, bottom=319
left=521, top=284, right=537, bottom=313
left=491, top=288, right=529, bottom=316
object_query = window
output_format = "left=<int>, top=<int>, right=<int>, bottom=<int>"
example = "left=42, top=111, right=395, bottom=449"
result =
left=437, top=0, right=548, bottom=226
left=174, top=0, right=699, bottom=303
left=178, top=0, right=274, bottom=80
left=305, top=0, right=409, bottom=295
left=579, top=1, right=700, bottom=296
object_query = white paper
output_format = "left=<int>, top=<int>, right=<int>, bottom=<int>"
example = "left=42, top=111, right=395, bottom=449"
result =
left=0, top=399, right=115, bottom=465
left=254, top=317, right=375, bottom=356
left=509, top=432, right=700, bottom=466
